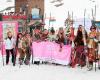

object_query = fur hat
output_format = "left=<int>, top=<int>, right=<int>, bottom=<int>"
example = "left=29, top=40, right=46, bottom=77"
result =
left=90, top=26, right=96, bottom=31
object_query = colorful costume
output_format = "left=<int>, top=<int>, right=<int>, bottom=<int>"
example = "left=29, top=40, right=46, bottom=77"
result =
left=74, top=30, right=87, bottom=67
left=87, top=28, right=98, bottom=70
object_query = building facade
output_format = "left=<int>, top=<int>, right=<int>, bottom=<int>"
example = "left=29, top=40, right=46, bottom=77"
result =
left=15, top=0, right=44, bottom=17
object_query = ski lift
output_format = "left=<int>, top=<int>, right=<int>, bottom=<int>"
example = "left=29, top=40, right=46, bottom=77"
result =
left=6, top=0, right=12, bottom=2
left=50, top=0, right=63, bottom=3
left=50, top=0, right=64, bottom=7
left=89, top=0, right=95, bottom=3
left=56, top=0, right=63, bottom=2
left=54, top=3, right=64, bottom=7
left=50, top=0, right=56, bottom=3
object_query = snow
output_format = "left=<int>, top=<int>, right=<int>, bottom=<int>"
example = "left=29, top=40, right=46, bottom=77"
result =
left=0, top=54, right=100, bottom=80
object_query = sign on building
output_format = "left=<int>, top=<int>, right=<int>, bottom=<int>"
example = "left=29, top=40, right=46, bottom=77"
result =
left=32, top=8, right=40, bottom=20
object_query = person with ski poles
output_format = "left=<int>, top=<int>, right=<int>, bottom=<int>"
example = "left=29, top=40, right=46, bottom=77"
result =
left=67, top=27, right=75, bottom=68
left=74, top=25, right=88, bottom=67
left=87, top=26, right=98, bottom=71
left=4, top=31, right=16, bottom=66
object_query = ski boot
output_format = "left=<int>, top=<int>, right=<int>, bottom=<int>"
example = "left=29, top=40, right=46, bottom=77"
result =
left=98, top=60, right=100, bottom=70
left=88, top=61, right=93, bottom=71
left=19, top=58, right=24, bottom=65
left=13, top=62, right=15, bottom=66
left=98, top=65, right=100, bottom=70
left=24, top=59, right=30, bottom=65
left=34, top=61, right=40, bottom=65
left=88, top=65, right=93, bottom=71
left=19, top=60, right=23, bottom=65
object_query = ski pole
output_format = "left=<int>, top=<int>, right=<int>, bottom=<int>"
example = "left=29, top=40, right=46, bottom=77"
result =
left=1, top=41, right=4, bottom=66
left=31, top=46, right=34, bottom=64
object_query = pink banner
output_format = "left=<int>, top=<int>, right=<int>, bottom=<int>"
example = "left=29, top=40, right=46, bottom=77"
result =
left=32, top=41, right=71, bottom=65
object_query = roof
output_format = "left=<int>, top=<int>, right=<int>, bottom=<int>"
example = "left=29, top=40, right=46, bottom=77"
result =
left=28, top=20, right=45, bottom=26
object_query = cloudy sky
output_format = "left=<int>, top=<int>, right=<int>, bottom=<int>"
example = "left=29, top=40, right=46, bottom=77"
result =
left=0, top=0, right=15, bottom=11
left=45, top=0, right=100, bottom=29
left=0, top=0, right=100, bottom=29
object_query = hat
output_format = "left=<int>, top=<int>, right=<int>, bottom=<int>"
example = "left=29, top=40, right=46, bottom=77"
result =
left=59, top=27, right=63, bottom=30
left=90, top=26, right=96, bottom=31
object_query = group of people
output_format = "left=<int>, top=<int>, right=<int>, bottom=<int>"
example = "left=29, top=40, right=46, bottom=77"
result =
left=70, top=25, right=100, bottom=71
left=4, top=31, right=32, bottom=66
left=3, top=25, right=100, bottom=71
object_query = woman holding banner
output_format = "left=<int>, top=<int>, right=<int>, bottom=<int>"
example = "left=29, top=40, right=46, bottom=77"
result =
left=41, top=29, right=49, bottom=41
left=56, top=27, right=66, bottom=52
left=48, top=27, right=57, bottom=42
left=32, top=27, right=42, bottom=42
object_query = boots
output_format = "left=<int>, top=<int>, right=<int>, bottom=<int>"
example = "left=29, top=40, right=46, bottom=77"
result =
left=88, top=61, right=93, bottom=71
left=13, top=62, right=15, bottom=66
left=34, top=61, right=40, bottom=65
left=24, top=59, right=30, bottom=65
left=19, top=58, right=24, bottom=65
left=98, top=60, right=100, bottom=70
left=88, top=65, right=93, bottom=71
left=98, top=65, right=100, bottom=70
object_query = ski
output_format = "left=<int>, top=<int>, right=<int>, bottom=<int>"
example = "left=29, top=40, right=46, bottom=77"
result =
left=1, top=41, right=4, bottom=66
left=82, top=9, right=88, bottom=69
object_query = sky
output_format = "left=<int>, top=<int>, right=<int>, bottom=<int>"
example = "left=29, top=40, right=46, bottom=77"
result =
left=0, top=0, right=15, bottom=12
left=0, top=0, right=100, bottom=30
left=44, top=0, right=100, bottom=29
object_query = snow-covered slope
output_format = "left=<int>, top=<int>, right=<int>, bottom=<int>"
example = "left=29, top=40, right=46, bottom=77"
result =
left=0, top=55, right=100, bottom=80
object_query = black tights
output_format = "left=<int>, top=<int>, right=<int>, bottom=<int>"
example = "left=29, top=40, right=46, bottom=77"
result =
left=6, top=49, right=15, bottom=64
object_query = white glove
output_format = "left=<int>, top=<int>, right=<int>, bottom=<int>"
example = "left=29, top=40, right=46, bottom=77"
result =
left=94, top=38, right=98, bottom=42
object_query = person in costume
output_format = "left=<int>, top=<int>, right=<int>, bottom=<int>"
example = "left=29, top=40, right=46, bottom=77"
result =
left=48, top=27, right=57, bottom=42
left=87, top=26, right=98, bottom=71
left=68, top=27, right=76, bottom=67
left=66, top=27, right=74, bottom=45
left=41, top=29, right=49, bottom=41
left=32, top=27, right=42, bottom=65
left=24, top=33, right=32, bottom=65
left=74, top=25, right=88, bottom=67
left=33, top=27, right=42, bottom=42
left=16, top=33, right=26, bottom=65
left=56, top=27, right=66, bottom=52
